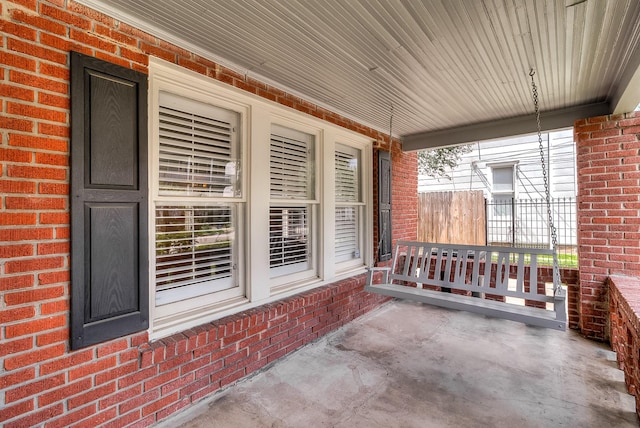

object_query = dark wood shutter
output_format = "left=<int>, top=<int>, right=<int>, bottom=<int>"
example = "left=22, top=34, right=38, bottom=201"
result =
left=378, top=150, right=392, bottom=261
left=70, top=51, right=148, bottom=350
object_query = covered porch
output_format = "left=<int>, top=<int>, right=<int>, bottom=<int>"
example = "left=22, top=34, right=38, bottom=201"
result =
left=160, top=299, right=637, bottom=428
left=2, top=1, right=640, bottom=426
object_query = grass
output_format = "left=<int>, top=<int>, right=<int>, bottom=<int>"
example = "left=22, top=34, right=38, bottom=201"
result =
left=493, top=252, right=578, bottom=268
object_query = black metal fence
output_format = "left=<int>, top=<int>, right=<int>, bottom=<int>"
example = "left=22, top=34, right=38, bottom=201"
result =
left=486, top=197, right=577, bottom=267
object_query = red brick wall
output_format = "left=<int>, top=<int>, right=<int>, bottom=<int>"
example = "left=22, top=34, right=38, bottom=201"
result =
left=563, top=268, right=580, bottom=330
left=0, top=1, right=415, bottom=426
left=391, top=141, right=418, bottom=246
left=1, top=275, right=387, bottom=427
left=576, top=111, right=640, bottom=340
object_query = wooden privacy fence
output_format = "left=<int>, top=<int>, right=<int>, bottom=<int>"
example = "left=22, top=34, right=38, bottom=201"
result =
left=418, top=191, right=486, bottom=245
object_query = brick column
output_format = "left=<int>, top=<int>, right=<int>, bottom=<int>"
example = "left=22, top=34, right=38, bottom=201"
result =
left=391, top=142, right=418, bottom=244
left=576, top=111, right=640, bottom=340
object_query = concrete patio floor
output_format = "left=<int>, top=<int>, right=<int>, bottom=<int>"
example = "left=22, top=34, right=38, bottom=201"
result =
left=158, top=300, right=638, bottom=428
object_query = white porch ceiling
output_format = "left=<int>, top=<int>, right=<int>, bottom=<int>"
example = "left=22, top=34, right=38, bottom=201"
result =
left=78, top=0, right=640, bottom=150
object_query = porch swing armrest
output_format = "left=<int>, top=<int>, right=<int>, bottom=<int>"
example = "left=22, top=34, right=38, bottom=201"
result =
left=366, top=267, right=391, bottom=286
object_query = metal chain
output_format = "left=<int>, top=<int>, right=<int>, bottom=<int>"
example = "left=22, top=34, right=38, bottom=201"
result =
left=529, top=69, right=561, bottom=291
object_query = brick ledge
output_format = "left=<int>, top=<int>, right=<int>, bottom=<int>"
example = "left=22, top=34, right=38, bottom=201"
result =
left=608, top=275, right=640, bottom=417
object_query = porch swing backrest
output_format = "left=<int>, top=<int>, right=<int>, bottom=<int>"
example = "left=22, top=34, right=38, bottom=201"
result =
left=366, top=240, right=567, bottom=331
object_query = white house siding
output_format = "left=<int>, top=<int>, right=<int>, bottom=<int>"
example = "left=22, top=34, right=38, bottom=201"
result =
left=418, top=128, right=576, bottom=198
left=418, top=128, right=577, bottom=248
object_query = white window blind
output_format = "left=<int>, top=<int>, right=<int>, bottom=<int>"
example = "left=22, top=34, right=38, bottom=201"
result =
left=269, top=206, right=309, bottom=269
left=335, top=146, right=361, bottom=263
left=270, top=128, right=314, bottom=200
left=269, top=126, right=315, bottom=277
left=335, top=206, right=358, bottom=261
left=335, top=148, right=359, bottom=202
left=158, top=93, right=240, bottom=197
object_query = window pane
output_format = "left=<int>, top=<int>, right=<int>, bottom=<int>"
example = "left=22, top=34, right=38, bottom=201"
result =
left=335, top=206, right=359, bottom=262
left=270, top=129, right=314, bottom=200
left=269, top=206, right=309, bottom=269
left=492, top=167, right=514, bottom=193
left=335, top=148, right=360, bottom=202
left=155, top=205, right=235, bottom=301
left=158, top=99, right=240, bottom=197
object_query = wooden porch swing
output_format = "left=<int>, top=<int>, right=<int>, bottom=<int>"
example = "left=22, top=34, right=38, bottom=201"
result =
left=366, top=70, right=567, bottom=331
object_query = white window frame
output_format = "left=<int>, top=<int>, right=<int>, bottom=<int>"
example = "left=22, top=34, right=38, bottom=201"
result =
left=489, top=161, right=518, bottom=198
left=268, top=124, right=319, bottom=289
left=154, top=92, right=242, bottom=308
left=148, top=57, right=373, bottom=339
left=150, top=63, right=250, bottom=335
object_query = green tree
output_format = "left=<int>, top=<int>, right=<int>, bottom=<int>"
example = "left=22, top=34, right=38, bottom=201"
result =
left=418, top=144, right=472, bottom=180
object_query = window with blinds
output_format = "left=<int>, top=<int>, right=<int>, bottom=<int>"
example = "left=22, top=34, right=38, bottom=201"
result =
left=269, top=206, right=308, bottom=268
left=270, top=131, right=314, bottom=200
left=158, top=93, right=240, bottom=197
left=149, top=63, right=373, bottom=337
left=155, top=92, right=241, bottom=305
left=155, top=205, right=235, bottom=304
left=335, top=148, right=359, bottom=202
left=270, top=125, right=315, bottom=277
left=335, top=206, right=358, bottom=261
left=335, top=145, right=362, bottom=263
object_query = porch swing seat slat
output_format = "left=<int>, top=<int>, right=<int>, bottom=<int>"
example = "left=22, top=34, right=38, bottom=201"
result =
left=366, top=241, right=567, bottom=331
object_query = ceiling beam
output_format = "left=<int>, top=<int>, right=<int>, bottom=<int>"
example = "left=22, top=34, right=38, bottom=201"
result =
left=612, top=44, right=640, bottom=114
left=401, top=102, right=611, bottom=152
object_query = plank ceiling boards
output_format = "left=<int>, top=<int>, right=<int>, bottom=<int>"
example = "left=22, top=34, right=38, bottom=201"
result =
left=78, top=0, right=640, bottom=149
